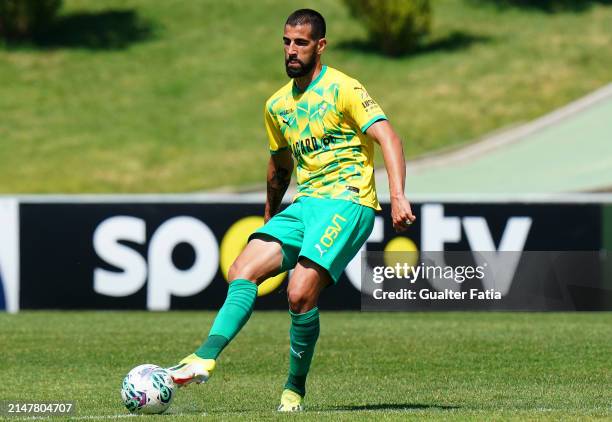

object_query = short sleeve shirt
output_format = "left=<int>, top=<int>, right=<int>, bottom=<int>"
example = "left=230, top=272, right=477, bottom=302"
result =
left=264, top=66, right=386, bottom=210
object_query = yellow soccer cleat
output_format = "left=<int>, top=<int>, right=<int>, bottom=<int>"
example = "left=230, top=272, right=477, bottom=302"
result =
left=167, top=354, right=215, bottom=388
left=277, top=389, right=304, bottom=412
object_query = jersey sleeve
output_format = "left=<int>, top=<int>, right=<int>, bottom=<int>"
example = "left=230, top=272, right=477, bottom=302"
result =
left=340, top=79, right=387, bottom=134
left=264, top=104, right=289, bottom=155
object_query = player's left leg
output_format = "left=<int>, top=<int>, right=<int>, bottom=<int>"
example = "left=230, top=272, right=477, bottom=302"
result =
left=278, top=197, right=376, bottom=411
left=278, top=258, right=331, bottom=412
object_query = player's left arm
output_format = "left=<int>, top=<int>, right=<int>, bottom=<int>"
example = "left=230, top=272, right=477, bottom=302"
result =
left=366, top=120, right=416, bottom=232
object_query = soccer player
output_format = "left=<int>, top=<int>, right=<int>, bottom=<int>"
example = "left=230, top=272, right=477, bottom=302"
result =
left=168, top=8, right=416, bottom=412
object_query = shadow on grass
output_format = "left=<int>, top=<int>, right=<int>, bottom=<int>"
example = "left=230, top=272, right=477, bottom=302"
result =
left=7, top=9, right=156, bottom=50
left=336, top=31, right=491, bottom=58
left=329, top=403, right=460, bottom=411
left=471, top=0, right=612, bottom=13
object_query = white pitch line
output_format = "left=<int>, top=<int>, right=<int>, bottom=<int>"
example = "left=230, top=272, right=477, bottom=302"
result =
left=5, top=416, right=136, bottom=422
left=70, top=413, right=209, bottom=420
left=9, top=407, right=429, bottom=420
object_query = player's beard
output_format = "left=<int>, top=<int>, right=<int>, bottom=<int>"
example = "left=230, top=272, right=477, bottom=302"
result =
left=285, top=52, right=317, bottom=78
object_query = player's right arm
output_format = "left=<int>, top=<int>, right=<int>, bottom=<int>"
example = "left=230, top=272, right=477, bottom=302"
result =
left=264, top=103, right=293, bottom=222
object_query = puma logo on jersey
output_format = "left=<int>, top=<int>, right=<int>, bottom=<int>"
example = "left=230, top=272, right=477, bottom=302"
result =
left=279, top=109, right=294, bottom=126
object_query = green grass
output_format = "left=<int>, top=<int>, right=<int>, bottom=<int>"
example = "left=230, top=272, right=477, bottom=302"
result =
left=1, top=0, right=612, bottom=193
left=0, top=311, right=611, bottom=420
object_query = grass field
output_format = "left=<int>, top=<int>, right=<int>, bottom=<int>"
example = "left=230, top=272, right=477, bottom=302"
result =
left=1, top=0, right=612, bottom=193
left=0, top=311, right=610, bottom=420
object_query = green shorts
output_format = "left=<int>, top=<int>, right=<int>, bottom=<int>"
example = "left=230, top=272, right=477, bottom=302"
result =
left=250, top=196, right=375, bottom=283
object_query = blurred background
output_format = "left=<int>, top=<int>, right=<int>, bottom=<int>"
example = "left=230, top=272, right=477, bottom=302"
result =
left=1, top=2, right=611, bottom=418
left=1, top=0, right=611, bottom=195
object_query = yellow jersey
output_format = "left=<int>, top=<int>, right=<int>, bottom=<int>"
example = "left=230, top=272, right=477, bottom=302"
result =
left=264, top=65, right=386, bottom=210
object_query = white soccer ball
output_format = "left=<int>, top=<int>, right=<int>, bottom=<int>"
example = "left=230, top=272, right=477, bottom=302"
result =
left=120, top=364, right=175, bottom=414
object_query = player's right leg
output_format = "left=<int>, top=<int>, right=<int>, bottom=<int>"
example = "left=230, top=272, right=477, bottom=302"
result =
left=168, top=237, right=284, bottom=387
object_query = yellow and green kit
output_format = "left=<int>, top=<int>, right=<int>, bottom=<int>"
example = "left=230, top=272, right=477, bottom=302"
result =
left=254, top=65, right=386, bottom=281
left=188, top=66, right=388, bottom=404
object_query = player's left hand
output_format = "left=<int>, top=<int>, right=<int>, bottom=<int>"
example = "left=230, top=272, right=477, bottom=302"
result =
left=390, top=196, right=416, bottom=232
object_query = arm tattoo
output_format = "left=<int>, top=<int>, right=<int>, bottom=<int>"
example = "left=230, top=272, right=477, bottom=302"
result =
left=271, top=167, right=290, bottom=188
left=267, top=167, right=290, bottom=216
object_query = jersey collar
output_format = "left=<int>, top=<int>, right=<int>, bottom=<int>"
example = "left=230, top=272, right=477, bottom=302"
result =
left=293, top=65, right=327, bottom=95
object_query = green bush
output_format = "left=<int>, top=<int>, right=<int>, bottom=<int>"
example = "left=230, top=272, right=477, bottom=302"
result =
left=0, top=0, right=62, bottom=40
left=344, top=0, right=432, bottom=56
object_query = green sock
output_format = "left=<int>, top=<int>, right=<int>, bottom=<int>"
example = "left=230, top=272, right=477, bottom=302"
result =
left=195, top=279, right=258, bottom=360
left=284, top=307, right=320, bottom=397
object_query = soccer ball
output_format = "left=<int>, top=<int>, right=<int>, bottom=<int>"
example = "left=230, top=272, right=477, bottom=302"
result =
left=120, top=364, right=175, bottom=414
